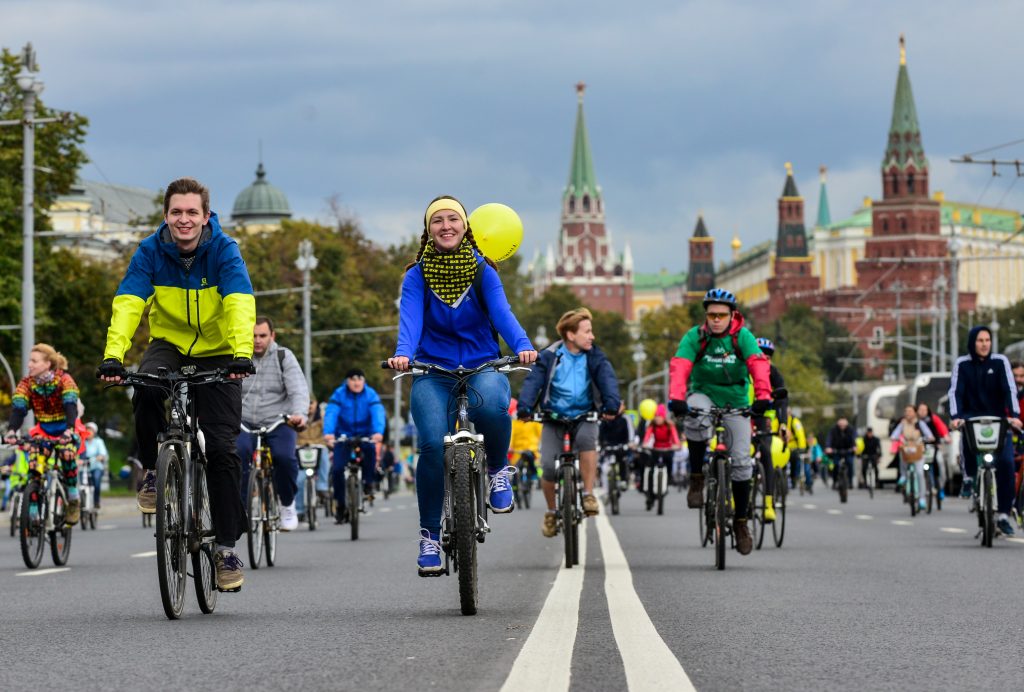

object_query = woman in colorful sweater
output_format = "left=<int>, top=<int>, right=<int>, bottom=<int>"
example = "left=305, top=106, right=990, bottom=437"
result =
left=4, top=343, right=84, bottom=524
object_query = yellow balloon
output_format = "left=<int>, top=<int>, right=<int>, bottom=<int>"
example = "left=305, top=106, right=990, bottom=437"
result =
left=771, top=435, right=791, bottom=469
left=639, top=399, right=658, bottom=421
left=855, top=437, right=865, bottom=455
left=468, top=203, right=523, bottom=262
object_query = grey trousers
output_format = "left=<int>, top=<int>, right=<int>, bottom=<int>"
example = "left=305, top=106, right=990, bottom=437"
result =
left=682, top=392, right=753, bottom=481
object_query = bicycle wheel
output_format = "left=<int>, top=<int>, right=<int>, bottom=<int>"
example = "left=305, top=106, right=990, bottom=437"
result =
left=773, top=473, right=787, bottom=548
left=699, top=468, right=710, bottom=547
left=752, top=462, right=766, bottom=550
left=837, top=463, right=848, bottom=504
left=909, top=472, right=919, bottom=517
left=982, top=469, right=995, bottom=548
left=656, top=467, right=666, bottom=516
left=264, top=481, right=279, bottom=567
left=560, top=464, right=576, bottom=569
left=925, top=468, right=933, bottom=515
left=10, top=492, right=21, bottom=537
left=306, top=476, right=317, bottom=531
left=714, top=457, right=727, bottom=571
left=155, top=446, right=187, bottom=620
left=192, top=466, right=218, bottom=614
left=522, top=470, right=531, bottom=510
left=347, top=471, right=360, bottom=541
left=50, top=482, right=72, bottom=566
left=865, top=464, right=876, bottom=499
left=1015, top=474, right=1024, bottom=528
left=246, top=470, right=264, bottom=569
left=609, top=467, right=620, bottom=516
left=19, top=481, right=45, bottom=569
left=452, top=445, right=479, bottom=615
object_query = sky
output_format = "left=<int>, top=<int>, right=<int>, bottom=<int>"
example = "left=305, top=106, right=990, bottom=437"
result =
left=5, top=0, right=1024, bottom=274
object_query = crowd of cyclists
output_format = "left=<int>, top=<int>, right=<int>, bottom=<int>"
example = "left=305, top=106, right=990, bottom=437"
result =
left=4, top=180, right=1024, bottom=607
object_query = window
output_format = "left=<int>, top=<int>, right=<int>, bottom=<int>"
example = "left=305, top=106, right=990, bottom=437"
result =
left=882, top=219, right=889, bottom=233
left=907, top=173, right=915, bottom=194
left=900, top=218, right=907, bottom=231
left=583, top=196, right=591, bottom=213
left=568, top=197, right=575, bottom=213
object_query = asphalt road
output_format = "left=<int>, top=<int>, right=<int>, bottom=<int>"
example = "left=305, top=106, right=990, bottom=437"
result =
left=2, top=482, right=1022, bottom=691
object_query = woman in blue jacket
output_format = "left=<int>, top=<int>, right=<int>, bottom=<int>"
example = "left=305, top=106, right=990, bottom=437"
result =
left=388, top=195, right=536, bottom=575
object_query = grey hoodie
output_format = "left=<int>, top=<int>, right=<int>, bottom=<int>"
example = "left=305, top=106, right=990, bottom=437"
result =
left=241, top=341, right=310, bottom=426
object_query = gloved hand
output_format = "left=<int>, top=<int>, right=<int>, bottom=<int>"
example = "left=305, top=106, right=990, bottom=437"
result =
left=227, top=357, right=256, bottom=377
left=96, top=358, right=126, bottom=380
left=517, top=408, right=533, bottom=421
left=669, top=400, right=689, bottom=417
left=751, top=399, right=770, bottom=416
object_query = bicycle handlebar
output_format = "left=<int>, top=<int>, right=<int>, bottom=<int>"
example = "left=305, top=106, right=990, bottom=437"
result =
left=106, top=366, right=231, bottom=392
left=334, top=434, right=377, bottom=444
left=240, top=413, right=292, bottom=436
left=532, top=410, right=600, bottom=424
left=380, top=355, right=528, bottom=379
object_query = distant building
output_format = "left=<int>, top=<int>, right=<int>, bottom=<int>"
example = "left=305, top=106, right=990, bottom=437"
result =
left=230, top=161, right=292, bottom=233
left=633, top=270, right=688, bottom=318
left=531, top=83, right=634, bottom=319
left=49, top=179, right=160, bottom=260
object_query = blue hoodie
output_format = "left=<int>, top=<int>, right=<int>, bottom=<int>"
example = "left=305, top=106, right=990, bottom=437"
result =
left=394, top=256, right=532, bottom=369
left=324, top=383, right=386, bottom=438
left=949, top=325, right=1019, bottom=420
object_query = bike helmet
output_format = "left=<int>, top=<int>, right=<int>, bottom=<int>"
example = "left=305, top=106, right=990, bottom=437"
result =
left=756, top=337, right=775, bottom=356
left=702, top=288, right=737, bottom=310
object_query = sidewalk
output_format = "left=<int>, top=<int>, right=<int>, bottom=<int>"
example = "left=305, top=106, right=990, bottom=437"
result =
left=94, top=496, right=141, bottom=520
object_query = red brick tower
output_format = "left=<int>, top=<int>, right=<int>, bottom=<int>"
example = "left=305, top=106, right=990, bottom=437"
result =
left=764, top=163, right=819, bottom=321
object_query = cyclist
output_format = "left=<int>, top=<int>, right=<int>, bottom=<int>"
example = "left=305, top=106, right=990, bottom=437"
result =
left=890, top=405, right=934, bottom=511
left=668, top=288, right=772, bottom=555
left=949, top=325, right=1021, bottom=536
left=782, top=410, right=807, bottom=488
left=807, top=433, right=824, bottom=491
left=82, top=422, right=109, bottom=510
left=388, top=195, right=535, bottom=574
left=508, top=399, right=542, bottom=486
left=238, top=316, right=309, bottom=531
left=824, top=417, right=856, bottom=489
left=860, top=427, right=881, bottom=490
left=4, top=343, right=85, bottom=525
left=641, top=403, right=679, bottom=510
left=599, top=406, right=635, bottom=490
left=915, top=403, right=949, bottom=501
left=1, top=441, right=29, bottom=511
left=323, top=368, right=385, bottom=524
left=97, top=177, right=256, bottom=592
left=754, top=337, right=788, bottom=522
left=518, top=307, right=620, bottom=537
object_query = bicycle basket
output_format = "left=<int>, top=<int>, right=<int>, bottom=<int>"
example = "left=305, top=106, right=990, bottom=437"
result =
left=297, top=447, right=321, bottom=469
left=966, top=417, right=1007, bottom=453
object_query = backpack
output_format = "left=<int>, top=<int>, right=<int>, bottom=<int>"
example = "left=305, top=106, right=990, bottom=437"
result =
left=421, top=262, right=499, bottom=348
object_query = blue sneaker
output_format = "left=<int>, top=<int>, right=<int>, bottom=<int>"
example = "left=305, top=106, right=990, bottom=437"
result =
left=997, top=516, right=1015, bottom=536
left=896, top=477, right=906, bottom=488
left=938, top=489, right=945, bottom=501
left=487, top=466, right=515, bottom=513
left=918, top=498, right=926, bottom=511
left=417, top=529, right=443, bottom=576
left=960, top=478, right=974, bottom=499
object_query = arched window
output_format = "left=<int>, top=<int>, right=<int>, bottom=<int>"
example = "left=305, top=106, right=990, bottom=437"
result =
left=583, top=196, right=591, bottom=213
left=568, top=197, right=575, bottom=213
left=900, top=217, right=907, bottom=231
left=907, top=173, right=915, bottom=194
left=882, top=219, right=889, bottom=233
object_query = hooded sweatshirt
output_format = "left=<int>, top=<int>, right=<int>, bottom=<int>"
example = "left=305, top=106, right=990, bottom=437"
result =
left=948, top=326, right=1019, bottom=420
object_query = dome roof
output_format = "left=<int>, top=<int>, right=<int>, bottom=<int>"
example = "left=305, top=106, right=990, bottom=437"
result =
left=232, top=162, right=291, bottom=221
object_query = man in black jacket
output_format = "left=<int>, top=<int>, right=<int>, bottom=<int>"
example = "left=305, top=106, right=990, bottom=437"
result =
left=860, top=428, right=882, bottom=489
left=825, top=417, right=856, bottom=487
left=949, top=326, right=1022, bottom=535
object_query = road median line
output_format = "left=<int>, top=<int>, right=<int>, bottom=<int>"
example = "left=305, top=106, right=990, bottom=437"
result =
left=17, top=567, right=70, bottom=577
left=500, top=519, right=587, bottom=692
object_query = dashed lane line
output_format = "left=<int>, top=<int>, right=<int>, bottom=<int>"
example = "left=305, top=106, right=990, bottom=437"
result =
left=379, top=507, right=392, bottom=513
left=131, top=550, right=157, bottom=558
left=827, top=509, right=842, bottom=515
left=17, top=567, right=70, bottom=577
left=856, top=515, right=873, bottom=520
left=500, top=520, right=587, bottom=692
left=595, top=510, right=696, bottom=692
left=940, top=527, right=967, bottom=534
left=802, top=504, right=817, bottom=510
left=1007, top=537, right=1024, bottom=544
left=892, top=520, right=913, bottom=526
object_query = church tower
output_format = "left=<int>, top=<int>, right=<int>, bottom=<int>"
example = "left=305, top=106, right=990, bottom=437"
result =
left=764, top=163, right=819, bottom=320
left=686, top=214, right=715, bottom=299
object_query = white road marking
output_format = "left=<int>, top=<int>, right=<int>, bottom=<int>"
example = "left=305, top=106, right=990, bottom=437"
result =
left=501, top=520, right=587, bottom=692
left=98, top=525, right=117, bottom=530
left=802, top=504, right=817, bottom=510
left=16, top=567, right=70, bottom=577
left=892, top=520, right=913, bottom=526
left=131, top=550, right=157, bottom=558
left=397, top=505, right=408, bottom=510
left=594, top=511, right=696, bottom=692
left=856, top=515, right=873, bottom=520
left=827, top=509, right=842, bottom=515
left=1006, top=537, right=1024, bottom=544
left=940, top=528, right=967, bottom=534
left=379, top=507, right=392, bottom=513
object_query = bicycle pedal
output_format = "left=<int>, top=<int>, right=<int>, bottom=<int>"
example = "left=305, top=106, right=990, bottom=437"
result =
left=217, top=585, right=242, bottom=593
left=417, top=568, right=445, bottom=578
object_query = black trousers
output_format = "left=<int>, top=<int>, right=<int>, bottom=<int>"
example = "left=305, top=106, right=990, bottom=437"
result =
left=133, top=339, right=245, bottom=546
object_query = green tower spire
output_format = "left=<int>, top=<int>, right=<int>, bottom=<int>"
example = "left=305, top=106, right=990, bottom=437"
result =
left=816, top=165, right=832, bottom=227
left=564, top=82, right=601, bottom=204
left=884, top=35, right=928, bottom=172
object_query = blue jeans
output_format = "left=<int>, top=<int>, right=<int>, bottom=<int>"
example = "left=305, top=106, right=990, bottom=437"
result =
left=962, top=431, right=1015, bottom=514
left=89, top=468, right=104, bottom=507
left=410, top=370, right=511, bottom=531
left=332, top=441, right=377, bottom=510
left=237, top=424, right=299, bottom=507
left=294, top=447, right=330, bottom=515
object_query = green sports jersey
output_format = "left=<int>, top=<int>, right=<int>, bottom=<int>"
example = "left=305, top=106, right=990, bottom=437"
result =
left=675, top=325, right=761, bottom=408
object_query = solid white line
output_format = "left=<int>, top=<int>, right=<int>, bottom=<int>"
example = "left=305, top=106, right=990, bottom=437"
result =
left=856, top=515, right=873, bottom=520
left=595, top=511, right=696, bottom=692
left=131, top=550, right=157, bottom=558
left=500, top=521, right=587, bottom=692
left=802, top=504, right=817, bottom=510
left=940, top=527, right=967, bottom=534
left=16, top=567, right=70, bottom=577
left=827, top=509, right=842, bottom=515
left=892, top=520, right=913, bottom=526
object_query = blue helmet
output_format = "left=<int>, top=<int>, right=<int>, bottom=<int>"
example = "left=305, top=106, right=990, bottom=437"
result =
left=756, top=337, right=775, bottom=355
left=702, top=288, right=737, bottom=310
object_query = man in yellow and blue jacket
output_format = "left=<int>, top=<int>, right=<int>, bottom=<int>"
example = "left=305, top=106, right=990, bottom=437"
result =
left=97, top=177, right=256, bottom=592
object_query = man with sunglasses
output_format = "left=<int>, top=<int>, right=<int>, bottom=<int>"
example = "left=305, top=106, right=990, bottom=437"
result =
left=668, top=288, right=772, bottom=555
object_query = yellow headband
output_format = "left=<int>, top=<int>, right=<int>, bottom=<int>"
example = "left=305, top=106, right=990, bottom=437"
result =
left=424, top=198, right=468, bottom=230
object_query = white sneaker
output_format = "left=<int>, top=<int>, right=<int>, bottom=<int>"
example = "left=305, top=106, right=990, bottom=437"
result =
left=280, top=502, right=299, bottom=531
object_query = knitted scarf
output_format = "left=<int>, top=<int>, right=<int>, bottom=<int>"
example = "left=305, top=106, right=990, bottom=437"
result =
left=420, top=238, right=478, bottom=307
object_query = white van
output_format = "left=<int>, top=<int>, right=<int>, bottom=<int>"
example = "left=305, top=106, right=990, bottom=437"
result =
left=864, top=384, right=905, bottom=483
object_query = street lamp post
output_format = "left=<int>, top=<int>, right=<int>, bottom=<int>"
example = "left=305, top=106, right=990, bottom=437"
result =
left=534, top=324, right=551, bottom=350
left=294, top=239, right=318, bottom=389
left=631, top=344, right=646, bottom=410
left=949, top=237, right=960, bottom=366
